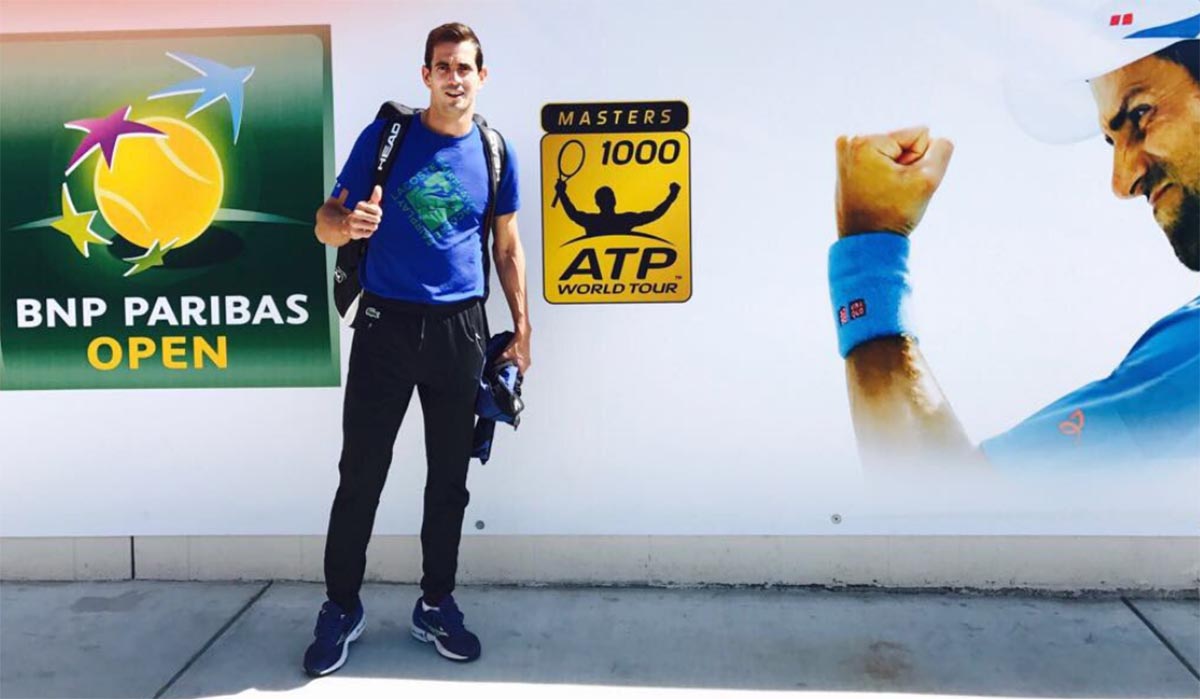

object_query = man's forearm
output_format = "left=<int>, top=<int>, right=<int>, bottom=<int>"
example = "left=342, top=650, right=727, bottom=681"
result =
left=494, top=240, right=530, bottom=334
left=845, top=336, right=981, bottom=469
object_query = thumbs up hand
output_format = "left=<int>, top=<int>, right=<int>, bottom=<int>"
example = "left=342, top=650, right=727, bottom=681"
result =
left=347, top=185, right=384, bottom=240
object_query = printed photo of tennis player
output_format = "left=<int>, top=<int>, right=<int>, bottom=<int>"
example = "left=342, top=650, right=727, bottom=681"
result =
left=828, top=0, right=1199, bottom=476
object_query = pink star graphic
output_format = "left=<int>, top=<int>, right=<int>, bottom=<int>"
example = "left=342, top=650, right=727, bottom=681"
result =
left=63, top=106, right=164, bottom=175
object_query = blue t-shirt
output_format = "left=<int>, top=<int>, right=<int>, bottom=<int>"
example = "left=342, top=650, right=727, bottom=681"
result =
left=982, top=296, right=1200, bottom=469
left=332, top=115, right=519, bottom=303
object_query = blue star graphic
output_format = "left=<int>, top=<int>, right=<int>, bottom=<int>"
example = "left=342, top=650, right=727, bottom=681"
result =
left=149, top=52, right=255, bottom=143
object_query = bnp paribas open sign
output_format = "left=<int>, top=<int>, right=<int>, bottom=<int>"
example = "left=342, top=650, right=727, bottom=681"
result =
left=540, top=101, right=691, bottom=304
left=0, top=27, right=338, bottom=390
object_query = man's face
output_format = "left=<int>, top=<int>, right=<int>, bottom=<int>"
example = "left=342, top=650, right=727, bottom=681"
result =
left=1092, top=53, right=1200, bottom=271
left=422, top=40, right=486, bottom=116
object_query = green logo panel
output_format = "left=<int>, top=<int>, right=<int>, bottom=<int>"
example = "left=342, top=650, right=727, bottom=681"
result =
left=0, top=27, right=339, bottom=390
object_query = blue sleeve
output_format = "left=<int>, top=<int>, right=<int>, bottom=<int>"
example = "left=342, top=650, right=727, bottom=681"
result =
left=330, top=119, right=383, bottom=206
left=981, top=303, right=1200, bottom=469
left=981, top=384, right=1137, bottom=470
left=495, top=140, right=519, bottom=216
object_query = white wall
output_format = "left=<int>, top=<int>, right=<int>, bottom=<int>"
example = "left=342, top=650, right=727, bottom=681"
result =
left=2, top=0, right=1196, bottom=538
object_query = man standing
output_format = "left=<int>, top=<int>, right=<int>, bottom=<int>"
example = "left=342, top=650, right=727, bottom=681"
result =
left=304, top=22, right=530, bottom=675
left=829, top=4, right=1198, bottom=472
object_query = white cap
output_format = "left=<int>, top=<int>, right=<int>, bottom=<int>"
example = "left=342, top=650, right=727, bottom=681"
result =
left=1001, top=0, right=1200, bottom=143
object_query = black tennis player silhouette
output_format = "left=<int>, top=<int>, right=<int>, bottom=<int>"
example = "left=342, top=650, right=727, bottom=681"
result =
left=555, top=179, right=680, bottom=245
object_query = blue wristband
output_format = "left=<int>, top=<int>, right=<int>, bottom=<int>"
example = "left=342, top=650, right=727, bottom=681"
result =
left=828, top=232, right=914, bottom=358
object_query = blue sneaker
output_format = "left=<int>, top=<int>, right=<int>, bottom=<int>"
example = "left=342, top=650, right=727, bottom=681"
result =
left=302, top=600, right=365, bottom=677
left=410, top=594, right=481, bottom=662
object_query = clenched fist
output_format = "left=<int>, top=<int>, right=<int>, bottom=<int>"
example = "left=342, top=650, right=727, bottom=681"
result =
left=835, top=126, right=954, bottom=239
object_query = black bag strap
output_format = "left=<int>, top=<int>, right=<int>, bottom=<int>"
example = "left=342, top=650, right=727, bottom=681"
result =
left=356, top=102, right=417, bottom=260
left=331, top=103, right=416, bottom=320
left=473, top=112, right=507, bottom=301
left=373, top=101, right=417, bottom=189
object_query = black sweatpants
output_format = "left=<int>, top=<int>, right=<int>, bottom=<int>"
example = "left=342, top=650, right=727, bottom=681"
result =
left=324, top=292, right=487, bottom=611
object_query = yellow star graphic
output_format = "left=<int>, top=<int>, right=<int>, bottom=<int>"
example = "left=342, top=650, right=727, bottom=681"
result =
left=49, top=183, right=109, bottom=258
left=122, top=238, right=177, bottom=277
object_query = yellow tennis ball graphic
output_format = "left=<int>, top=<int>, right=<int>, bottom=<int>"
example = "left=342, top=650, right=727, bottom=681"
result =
left=94, top=116, right=224, bottom=250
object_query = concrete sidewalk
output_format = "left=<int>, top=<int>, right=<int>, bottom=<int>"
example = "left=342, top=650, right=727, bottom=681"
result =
left=1, top=582, right=1197, bottom=699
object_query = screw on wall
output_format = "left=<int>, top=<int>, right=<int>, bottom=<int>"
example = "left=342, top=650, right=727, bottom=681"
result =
left=830, top=514, right=842, bottom=525
left=475, top=520, right=485, bottom=530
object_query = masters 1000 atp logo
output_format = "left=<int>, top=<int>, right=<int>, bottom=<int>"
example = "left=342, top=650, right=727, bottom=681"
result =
left=541, top=101, right=692, bottom=304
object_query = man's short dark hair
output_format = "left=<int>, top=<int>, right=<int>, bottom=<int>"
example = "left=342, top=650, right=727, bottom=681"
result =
left=424, top=23, right=484, bottom=71
left=1155, top=40, right=1198, bottom=85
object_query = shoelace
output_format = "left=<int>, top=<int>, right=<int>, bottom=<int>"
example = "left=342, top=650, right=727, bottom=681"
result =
left=434, top=596, right=466, bottom=633
left=314, top=604, right=349, bottom=640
